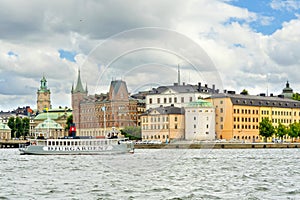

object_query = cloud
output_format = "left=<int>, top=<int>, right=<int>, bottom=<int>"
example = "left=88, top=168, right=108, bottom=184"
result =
left=0, top=0, right=300, bottom=111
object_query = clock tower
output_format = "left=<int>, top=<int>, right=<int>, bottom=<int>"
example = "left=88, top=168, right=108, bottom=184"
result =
left=37, top=75, right=51, bottom=113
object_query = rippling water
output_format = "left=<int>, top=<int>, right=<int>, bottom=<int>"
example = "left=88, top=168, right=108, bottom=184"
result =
left=0, top=148, right=299, bottom=199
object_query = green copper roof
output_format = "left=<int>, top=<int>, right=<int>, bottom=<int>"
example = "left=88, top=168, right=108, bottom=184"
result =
left=35, top=111, right=72, bottom=120
left=186, top=99, right=213, bottom=107
left=35, top=118, right=63, bottom=130
left=0, top=122, right=11, bottom=130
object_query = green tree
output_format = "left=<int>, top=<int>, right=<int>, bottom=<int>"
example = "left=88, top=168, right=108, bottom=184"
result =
left=7, top=117, right=16, bottom=138
left=259, top=118, right=274, bottom=142
left=120, top=126, right=141, bottom=140
left=22, top=117, right=30, bottom=139
left=292, top=93, right=300, bottom=101
left=275, top=123, right=287, bottom=141
left=65, top=114, right=73, bottom=131
left=240, top=89, right=249, bottom=95
left=15, top=117, right=23, bottom=138
left=288, top=122, right=300, bottom=142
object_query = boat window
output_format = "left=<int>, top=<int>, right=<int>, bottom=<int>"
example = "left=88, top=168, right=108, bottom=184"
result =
left=67, top=141, right=70, bottom=146
left=64, top=141, right=66, bottom=146
left=56, top=141, right=59, bottom=146
left=60, top=141, right=63, bottom=146
left=52, top=141, right=55, bottom=146
left=75, top=141, right=77, bottom=146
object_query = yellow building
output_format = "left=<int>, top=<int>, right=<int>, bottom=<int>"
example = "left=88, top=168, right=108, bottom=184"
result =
left=0, top=122, right=11, bottom=140
left=141, top=106, right=185, bottom=142
left=207, top=92, right=300, bottom=142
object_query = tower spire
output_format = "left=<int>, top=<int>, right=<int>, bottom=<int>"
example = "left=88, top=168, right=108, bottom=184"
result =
left=74, top=69, right=85, bottom=93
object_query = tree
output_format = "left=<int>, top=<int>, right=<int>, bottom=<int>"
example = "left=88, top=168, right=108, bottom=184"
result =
left=15, top=117, right=23, bottom=138
left=240, top=89, right=249, bottom=95
left=288, top=122, right=300, bottom=142
left=22, top=117, right=30, bottom=139
left=259, top=118, right=274, bottom=142
left=292, top=93, right=300, bottom=101
left=8, top=117, right=16, bottom=138
left=65, top=114, right=73, bottom=131
left=275, top=123, right=287, bottom=141
left=120, top=126, right=141, bottom=140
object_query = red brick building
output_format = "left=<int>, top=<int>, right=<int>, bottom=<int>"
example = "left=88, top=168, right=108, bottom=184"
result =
left=71, top=70, right=138, bottom=137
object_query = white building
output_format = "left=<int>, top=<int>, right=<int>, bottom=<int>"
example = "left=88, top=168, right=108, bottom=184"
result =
left=184, top=99, right=215, bottom=141
left=146, top=82, right=218, bottom=110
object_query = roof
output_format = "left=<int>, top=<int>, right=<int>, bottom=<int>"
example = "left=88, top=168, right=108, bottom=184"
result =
left=147, top=83, right=217, bottom=95
left=186, top=99, right=213, bottom=108
left=143, top=105, right=185, bottom=116
left=35, top=112, right=72, bottom=120
left=74, top=70, right=86, bottom=93
left=208, top=93, right=300, bottom=108
left=35, top=118, right=63, bottom=129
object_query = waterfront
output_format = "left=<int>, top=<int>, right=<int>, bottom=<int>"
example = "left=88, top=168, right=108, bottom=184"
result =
left=0, top=148, right=299, bottom=199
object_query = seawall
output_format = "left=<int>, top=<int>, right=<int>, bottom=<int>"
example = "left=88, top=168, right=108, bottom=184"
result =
left=135, top=142, right=300, bottom=149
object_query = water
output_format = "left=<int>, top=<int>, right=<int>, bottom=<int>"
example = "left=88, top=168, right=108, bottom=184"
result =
left=0, top=148, right=299, bottom=199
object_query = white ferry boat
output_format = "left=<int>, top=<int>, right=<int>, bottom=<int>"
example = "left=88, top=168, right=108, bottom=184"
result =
left=19, top=137, right=134, bottom=155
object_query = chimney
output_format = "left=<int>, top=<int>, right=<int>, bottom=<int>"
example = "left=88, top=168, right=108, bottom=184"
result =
left=212, top=84, right=215, bottom=93
left=198, top=82, right=201, bottom=91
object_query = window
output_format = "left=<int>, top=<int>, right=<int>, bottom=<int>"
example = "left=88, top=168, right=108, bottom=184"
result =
left=220, top=100, right=223, bottom=104
left=181, top=97, right=184, bottom=103
left=194, top=117, right=196, bottom=120
left=175, top=124, right=178, bottom=129
left=169, top=97, right=172, bottom=103
left=194, top=124, right=196, bottom=128
left=175, top=116, right=178, bottom=122
left=174, top=97, right=177, bottom=103
left=189, top=97, right=193, bottom=102
left=220, top=108, right=223, bottom=113
left=164, top=98, right=167, bottom=103
left=149, top=98, right=152, bottom=104
left=157, top=98, right=160, bottom=104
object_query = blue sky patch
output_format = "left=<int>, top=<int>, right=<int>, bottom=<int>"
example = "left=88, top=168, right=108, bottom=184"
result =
left=7, top=51, right=18, bottom=57
left=226, top=0, right=300, bottom=35
left=58, top=49, right=77, bottom=62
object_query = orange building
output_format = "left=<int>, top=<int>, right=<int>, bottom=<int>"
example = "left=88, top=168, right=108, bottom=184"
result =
left=207, top=91, right=300, bottom=142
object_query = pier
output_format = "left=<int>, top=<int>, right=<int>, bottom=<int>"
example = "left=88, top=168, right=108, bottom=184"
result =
left=0, top=140, right=27, bottom=148
left=135, top=142, right=300, bottom=149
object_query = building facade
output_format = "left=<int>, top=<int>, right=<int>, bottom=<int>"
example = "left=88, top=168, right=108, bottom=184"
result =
left=37, top=76, right=51, bottom=113
left=71, top=71, right=138, bottom=137
left=145, top=82, right=218, bottom=110
left=207, top=91, right=300, bottom=142
left=0, top=122, right=11, bottom=140
left=185, top=100, right=215, bottom=141
left=141, top=105, right=185, bottom=142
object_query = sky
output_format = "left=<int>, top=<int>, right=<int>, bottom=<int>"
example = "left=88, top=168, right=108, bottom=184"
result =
left=0, top=0, right=300, bottom=111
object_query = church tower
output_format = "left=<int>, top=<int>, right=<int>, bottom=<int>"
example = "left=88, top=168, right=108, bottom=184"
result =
left=37, top=75, right=51, bottom=113
left=71, top=70, right=88, bottom=131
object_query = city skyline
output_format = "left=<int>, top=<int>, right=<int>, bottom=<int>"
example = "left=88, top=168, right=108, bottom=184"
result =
left=0, top=0, right=300, bottom=111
